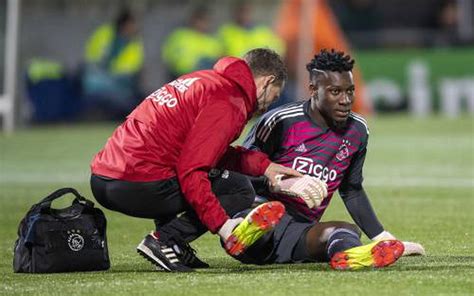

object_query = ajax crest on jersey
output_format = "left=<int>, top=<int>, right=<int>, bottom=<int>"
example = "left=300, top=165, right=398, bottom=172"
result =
left=336, top=139, right=351, bottom=161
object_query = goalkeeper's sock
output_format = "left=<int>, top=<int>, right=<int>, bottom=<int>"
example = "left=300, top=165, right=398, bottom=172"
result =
left=326, top=228, right=362, bottom=259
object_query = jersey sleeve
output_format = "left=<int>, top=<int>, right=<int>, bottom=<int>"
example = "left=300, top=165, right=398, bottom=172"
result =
left=339, top=128, right=385, bottom=238
left=217, top=146, right=271, bottom=176
left=242, top=111, right=284, bottom=157
left=339, top=131, right=369, bottom=191
left=340, top=187, right=384, bottom=239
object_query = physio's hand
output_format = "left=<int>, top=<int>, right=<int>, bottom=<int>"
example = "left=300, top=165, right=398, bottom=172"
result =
left=270, top=175, right=328, bottom=209
left=217, top=217, right=244, bottom=241
left=264, top=162, right=303, bottom=188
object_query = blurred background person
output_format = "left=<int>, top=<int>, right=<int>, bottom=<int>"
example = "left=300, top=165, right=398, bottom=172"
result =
left=275, top=0, right=373, bottom=115
left=332, top=0, right=378, bottom=33
left=82, top=8, right=144, bottom=120
left=218, top=0, right=285, bottom=58
left=2, top=0, right=473, bottom=127
left=435, top=0, right=461, bottom=46
left=161, top=5, right=222, bottom=81
left=217, top=0, right=286, bottom=108
left=25, top=57, right=81, bottom=122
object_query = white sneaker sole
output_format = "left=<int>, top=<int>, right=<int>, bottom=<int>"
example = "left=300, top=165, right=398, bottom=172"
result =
left=136, top=240, right=171, bottom=272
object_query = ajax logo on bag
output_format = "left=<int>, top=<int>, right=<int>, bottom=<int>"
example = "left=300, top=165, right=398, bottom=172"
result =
left=67, top=229, right=84, bottom=251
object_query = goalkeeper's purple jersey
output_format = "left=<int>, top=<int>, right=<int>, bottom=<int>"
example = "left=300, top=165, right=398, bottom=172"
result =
left=243, top=101, right=369, bottom=222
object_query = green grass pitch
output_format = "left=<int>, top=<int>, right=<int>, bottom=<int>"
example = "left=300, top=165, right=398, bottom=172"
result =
left=1, top=115, right=473, bottom=295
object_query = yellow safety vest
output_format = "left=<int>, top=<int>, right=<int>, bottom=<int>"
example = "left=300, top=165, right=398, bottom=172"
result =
left=218, top=23, right=286, bottom=58
left=84, top=24, right=144, bottom=75
left=162, top=28, right=222, bottom=76
left=27, top=58, right=64, bottom=84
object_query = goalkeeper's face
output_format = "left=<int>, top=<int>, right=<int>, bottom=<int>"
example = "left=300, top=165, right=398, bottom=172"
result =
left=310, top=71, right=355, bottom=127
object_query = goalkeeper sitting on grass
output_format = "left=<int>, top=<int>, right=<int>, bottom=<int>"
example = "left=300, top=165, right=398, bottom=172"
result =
left=235, top=49, right=425, bottom=270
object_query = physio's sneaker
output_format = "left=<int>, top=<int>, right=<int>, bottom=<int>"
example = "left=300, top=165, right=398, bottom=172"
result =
left=330, top=239, right=404, bottom=270
left=172, top=240, right=210, bottom=269
left=137, top=234, right=194, bottom=272
left=224, top=201, right=285, bottom=256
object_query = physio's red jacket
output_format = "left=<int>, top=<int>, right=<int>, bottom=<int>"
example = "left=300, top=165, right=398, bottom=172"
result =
left=91, top=57, right=271, bottom=233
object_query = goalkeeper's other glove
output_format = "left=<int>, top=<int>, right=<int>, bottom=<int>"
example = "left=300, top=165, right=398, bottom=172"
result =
left=371, top=230, right=426, bottom=256
left=270, top=175, right=328, bottom=209
left=402, top=241, right=426, bottom=256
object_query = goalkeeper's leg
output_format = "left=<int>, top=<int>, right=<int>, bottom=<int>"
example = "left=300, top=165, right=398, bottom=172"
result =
left=299, top=222, right=403, bottom=270
left=300, top=221, right=362, bottom=261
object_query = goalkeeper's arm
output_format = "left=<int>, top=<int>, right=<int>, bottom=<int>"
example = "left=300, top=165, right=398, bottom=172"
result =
left=339, top=185, right=384, bottom=239
left=340, top=185, right=426, bottom=256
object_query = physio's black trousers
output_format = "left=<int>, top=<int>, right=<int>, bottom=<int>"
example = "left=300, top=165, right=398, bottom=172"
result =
left=90, top=169, right=254, bottom=243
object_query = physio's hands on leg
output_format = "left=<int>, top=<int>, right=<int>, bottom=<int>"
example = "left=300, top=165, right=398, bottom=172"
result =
left=218, top=202, right=285, bottom=256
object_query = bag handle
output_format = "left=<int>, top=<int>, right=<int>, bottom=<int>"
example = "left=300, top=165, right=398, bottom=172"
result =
left=38, top=187, right=94, bottom=211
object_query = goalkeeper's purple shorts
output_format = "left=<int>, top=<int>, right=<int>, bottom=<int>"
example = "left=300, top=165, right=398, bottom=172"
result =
left=232, top=211, right=316, bottom=264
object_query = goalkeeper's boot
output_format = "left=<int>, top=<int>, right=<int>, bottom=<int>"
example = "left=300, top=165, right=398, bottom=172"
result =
left=224, top=201, right=285, bottom=256
left=330, top=240, right=404, bottom=270
left=137, top=233, right=194, bottom=272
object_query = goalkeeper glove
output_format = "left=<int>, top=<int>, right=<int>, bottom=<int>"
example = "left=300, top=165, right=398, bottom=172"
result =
left=270, top=175, right=328, bottom=209
left=371, top=230, right=426, bottom=256
left=401, top=241, right=426, bottom=256
left=371, top=230, right=396, bottom=241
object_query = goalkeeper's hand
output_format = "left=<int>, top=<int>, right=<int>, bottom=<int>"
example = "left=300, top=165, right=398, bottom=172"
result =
left=270, top=175, right=328, bottom=209
left=371, top=231, right=426, bottom=256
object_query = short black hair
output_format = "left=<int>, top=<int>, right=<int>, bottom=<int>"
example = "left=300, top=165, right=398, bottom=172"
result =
left=243, top=48, right=287, bottom=86
left=306, top=49, right=354, bottom=81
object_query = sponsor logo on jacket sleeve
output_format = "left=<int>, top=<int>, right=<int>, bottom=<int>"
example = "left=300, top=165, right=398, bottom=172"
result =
left=169, top=78, right=200, bottom=93
left=147, top=78, right=201, bottom=108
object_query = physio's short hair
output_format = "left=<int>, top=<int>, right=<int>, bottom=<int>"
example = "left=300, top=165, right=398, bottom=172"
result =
left=243, top=48, right=287, bottom=86
left=306, top=49, right=354, bottom=82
